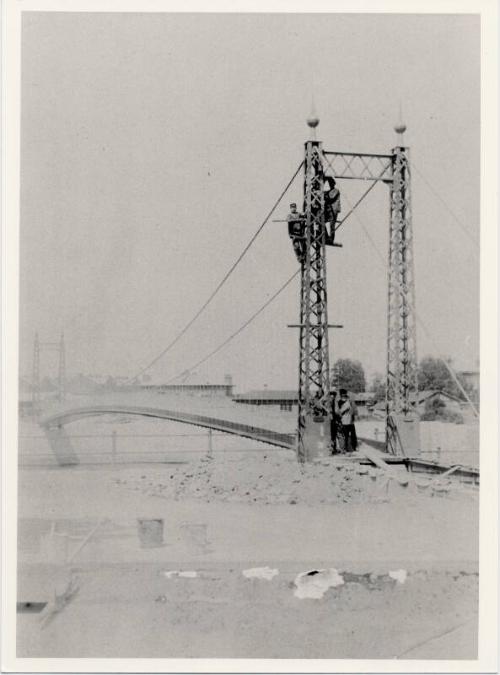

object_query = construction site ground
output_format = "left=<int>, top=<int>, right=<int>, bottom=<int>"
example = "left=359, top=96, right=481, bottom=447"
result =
left=17, top=439, right=479, bottom=660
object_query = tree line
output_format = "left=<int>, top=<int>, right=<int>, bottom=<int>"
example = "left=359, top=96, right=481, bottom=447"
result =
left=331, top=356, right=477, bottom=401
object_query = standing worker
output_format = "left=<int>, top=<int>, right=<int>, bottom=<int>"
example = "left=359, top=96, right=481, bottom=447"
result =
left=337, top=388, right=358, bottom=452
left=330, top=390, right=341, bottom=454
left=323, top=177, right=341, bottom=245
left=286, top=203, right=306, bottom=263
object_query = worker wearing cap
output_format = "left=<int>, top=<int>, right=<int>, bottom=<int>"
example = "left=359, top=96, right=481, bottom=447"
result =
left=338, top=388, right=358, bottom=452
left=324, top=177, right=341, bottom=245
left=286, top=203, right=305, bottom=263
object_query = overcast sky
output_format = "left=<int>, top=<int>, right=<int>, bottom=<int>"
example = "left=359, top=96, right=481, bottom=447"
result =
left=19, top=12, right=479, bottom=390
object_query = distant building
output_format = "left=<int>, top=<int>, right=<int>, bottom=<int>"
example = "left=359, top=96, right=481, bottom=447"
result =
left=233, top=390, right=298, bottom=411
left=352, top=392, right=377, bottom=411
left=372, top=390, right=464, bottom=417
left=140, top=382, right=234, bottom=397
left=233, top=389, right=377, bottom=414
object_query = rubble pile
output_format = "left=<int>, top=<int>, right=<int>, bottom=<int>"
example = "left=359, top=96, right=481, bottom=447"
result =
left=114, top=454, right=388, bottom=505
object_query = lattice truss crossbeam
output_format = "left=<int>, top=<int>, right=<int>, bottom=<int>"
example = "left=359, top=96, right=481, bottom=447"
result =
left=323, top=151, right=393, bottom=182
left=32, top=333, right=66, bottom=409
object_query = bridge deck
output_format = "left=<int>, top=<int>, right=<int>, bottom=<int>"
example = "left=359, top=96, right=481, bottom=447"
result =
left=41, top=404, right=297, bottom=450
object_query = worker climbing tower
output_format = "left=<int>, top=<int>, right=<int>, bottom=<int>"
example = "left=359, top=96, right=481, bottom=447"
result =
left=296, top=117, right=332, bottom=462
left=385, top=122, right=419, bottom=455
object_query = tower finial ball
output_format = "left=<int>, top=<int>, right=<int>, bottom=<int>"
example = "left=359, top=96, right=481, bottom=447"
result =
left=394, top=122, right=407, bottom=134
left=307, top=116, right=319, bottom=129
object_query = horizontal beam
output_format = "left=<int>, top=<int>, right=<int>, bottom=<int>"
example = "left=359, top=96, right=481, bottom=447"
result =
left=324, top=151, right=393, bottom=159
left=334, top=175, right=392, bottom=182
left=287, top=324, right=343, bottom=328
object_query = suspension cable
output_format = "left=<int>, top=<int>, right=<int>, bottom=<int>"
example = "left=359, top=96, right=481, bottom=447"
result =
left=127, top=161, right=304, bottom=382
left=343, top=192, right=479, bottom=417
left=163, top=182, right=390, bottom=386
left=164, top=270, right=300, bottom=384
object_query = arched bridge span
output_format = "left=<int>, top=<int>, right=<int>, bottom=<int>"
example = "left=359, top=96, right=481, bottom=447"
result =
left=41, top=405, right=296, bottom=451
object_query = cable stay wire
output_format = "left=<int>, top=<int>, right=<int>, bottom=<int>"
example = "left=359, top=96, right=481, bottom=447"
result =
left=414, top=317, right=479, bottom=417
left=410, top=159, right=479, bottom=251
left=163, top=178, right=392, bottom=384
left=343, top=193, right=479, bottom=418
left=163, top=189, right=381, bottom=384
left=334, top=177, right=380, bottom=232
left=127, top=160, right=304, bottom=383
left=164, top=270, right=300, bottom=384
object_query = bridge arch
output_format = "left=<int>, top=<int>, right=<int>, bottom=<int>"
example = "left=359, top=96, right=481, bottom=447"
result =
left=41, top=404, right=296, bottom=451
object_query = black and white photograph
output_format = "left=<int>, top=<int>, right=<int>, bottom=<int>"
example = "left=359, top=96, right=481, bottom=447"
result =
left=2, top=1, right=498, bottom=671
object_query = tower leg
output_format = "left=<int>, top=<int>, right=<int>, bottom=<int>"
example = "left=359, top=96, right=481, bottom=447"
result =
left=385, top=146, right=420, bottom=456
left=58, top=333, right=66, bottom=403
left=297, top=140, right=332, bottom=462
left=44, top=425, right=79, bottom=466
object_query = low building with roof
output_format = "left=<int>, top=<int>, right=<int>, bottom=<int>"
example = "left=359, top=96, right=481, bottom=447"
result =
left=233, top=389, right=377, bottom=414
left=372, top=389, right=466, bottom=418
left=233, top=389, right=298, bottom=411
left=139, top=375, right=234, bottom=398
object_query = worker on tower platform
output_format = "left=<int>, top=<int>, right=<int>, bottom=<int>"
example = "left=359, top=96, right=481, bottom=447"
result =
left=323, top=176, right=341, bottom=245
left=286, top=202, right=306, bottom=263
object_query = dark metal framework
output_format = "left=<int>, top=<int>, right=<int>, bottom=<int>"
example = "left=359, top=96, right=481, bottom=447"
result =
left=385, top=146, right=418, bottom=454
left=297, top=140, right=331, bottom=461
left=297, top=139, right=418, bottom=460
left=323, top=151, right=393, bottom=182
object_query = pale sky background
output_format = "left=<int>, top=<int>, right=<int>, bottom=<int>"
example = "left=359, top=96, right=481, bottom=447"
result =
left=19, top=12, right=480, bottom=391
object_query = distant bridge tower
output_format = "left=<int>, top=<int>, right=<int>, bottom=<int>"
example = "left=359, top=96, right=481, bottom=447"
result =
left=32, top=332, right=66, bottom=414
left=32, top=332, right=40, bottom=414
left=386, top=121, right=419, bottom=455
left=296, top=117, right=332, bottom=462
left=58, top=332, right=66, bottom=402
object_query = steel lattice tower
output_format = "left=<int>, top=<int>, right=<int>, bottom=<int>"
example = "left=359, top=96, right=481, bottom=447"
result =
left=386, top=143, right=419, bottom=455
left=58, top=333, right=66, bottom=403
left=297, top=120, right=332, bottom=462
left=292, top=119, right=419, bottom=460
left=32, top=332, right=67, bottom=415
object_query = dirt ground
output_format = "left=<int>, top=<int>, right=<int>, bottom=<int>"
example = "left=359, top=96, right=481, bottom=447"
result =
left=16, top=448, right=479, bottom=660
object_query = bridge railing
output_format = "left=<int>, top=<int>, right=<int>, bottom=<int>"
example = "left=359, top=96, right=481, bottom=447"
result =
left=18, top=429, right=295, bottom=467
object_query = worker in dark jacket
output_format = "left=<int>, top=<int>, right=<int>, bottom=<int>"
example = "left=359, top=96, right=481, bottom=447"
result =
left=330, top=390, right=341, bottom=454
left=338, top=388, right=358, bottom=452
left=286, top=203, right=306, bottom=263
left=324, top=177, right=341, bottom=245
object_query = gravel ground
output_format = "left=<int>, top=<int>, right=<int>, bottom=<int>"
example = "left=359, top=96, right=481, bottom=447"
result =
left=114, top=453, right=388, bottom=505
left=17, top=562, right=478, bottom=659
left=15, top=413, right=480, bottom=661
